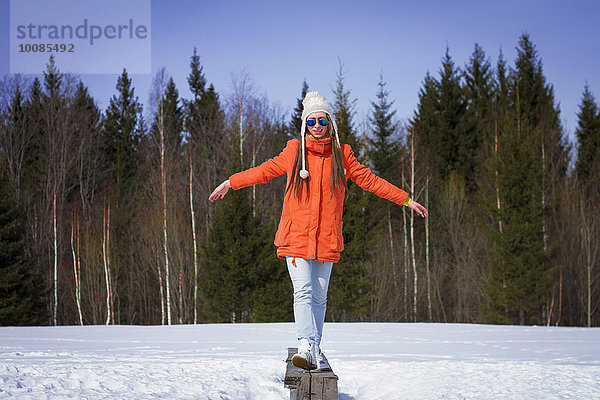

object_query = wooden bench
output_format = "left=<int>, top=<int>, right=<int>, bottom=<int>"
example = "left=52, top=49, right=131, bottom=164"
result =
left=284, top=347, right=339, bottom=400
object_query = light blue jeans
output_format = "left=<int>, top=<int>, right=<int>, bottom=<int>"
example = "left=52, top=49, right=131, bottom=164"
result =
left=286, top=256, right=333, bottom=346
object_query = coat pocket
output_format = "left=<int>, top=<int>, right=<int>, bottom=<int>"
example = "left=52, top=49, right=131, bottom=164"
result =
left=274, top=218, right=292, bottom=247
left=330, top=219, right=344, bottom=252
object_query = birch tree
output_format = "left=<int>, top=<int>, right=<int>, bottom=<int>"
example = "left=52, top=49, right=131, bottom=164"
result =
left=184, top=49, right=227, bottom=323
left=149, top=69, right=184, bottom=325
left=102, top=199, right=113, bottom=324
left=368, top=73, right=405, bottom=319
left=70, top=215, right=83, bottom=325
left=101, top=69, right=143, bottom=324
left=40, top=57, right=78, bottom=325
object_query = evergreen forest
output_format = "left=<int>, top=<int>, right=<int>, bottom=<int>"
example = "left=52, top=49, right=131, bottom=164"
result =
left=1, top=35, right=599, bottom=327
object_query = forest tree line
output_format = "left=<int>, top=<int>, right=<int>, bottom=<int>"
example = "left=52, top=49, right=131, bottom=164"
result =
left=1, top=34, right=599, bottom=327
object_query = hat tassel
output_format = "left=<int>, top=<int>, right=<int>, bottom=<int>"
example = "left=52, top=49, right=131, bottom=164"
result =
left=300, top=133, right=309, bottom=179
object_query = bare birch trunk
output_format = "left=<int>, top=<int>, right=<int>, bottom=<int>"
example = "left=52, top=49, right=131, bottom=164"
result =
left=189, top=152, right=199, bottom=324
left=410, top=207, right=417, bottom=320
left=541, top=138, right=553, bottom=326
left=76, top=220, right=83, bottom=325
left=70, top=217, right=83, bottom=325
left=581, top=198, right=597, bottom=327
left=239, top=101, right=243, bottom=166
left=410, top=133, right=418, bottom=321
left=388, top=205, right=397, bottom=291
left=425, top=177, right=432, bottom=321
left=586, top=237, right=592, bottom=328
left=252, top=126, right=256, bottom=217
left=178, top=265, right=183, bottom=324
left=53, top=180, right=58, bottom=326
left=542, top=141, right=547, bottom=250
left=157, top=98, right=172, bottom=326
left=556, top=266, right=563, bottom=326
left=516, top=85, right=521, bottom=137
left=587, top=255, right=592, bottom=328
left=162, top=137, right=171, bottom=326
left=402, top=166, right=409, bottom=319
left=495, top=115, right=503, bottom=233
left=157, top=244, right=165, bottom=326
left=546, top=294, right=555, bottom=327
left=102, top=200, right=112, bottom=325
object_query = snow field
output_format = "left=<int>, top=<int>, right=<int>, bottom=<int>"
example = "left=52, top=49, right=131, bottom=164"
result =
left=1, top=323, right=599, bottom=399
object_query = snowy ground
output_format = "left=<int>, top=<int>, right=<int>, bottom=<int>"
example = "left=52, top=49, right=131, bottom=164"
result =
left=1, top=322, right=599, bottom=399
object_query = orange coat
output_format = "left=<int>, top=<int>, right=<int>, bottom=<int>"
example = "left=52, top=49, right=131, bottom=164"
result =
left=229, top=137, right=409, bottom=263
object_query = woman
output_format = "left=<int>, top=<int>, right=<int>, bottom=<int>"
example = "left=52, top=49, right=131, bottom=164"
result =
left=209, top=91, right=427, bottom=371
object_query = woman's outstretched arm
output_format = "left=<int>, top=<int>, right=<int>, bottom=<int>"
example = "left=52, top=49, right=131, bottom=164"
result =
left=209, top=140, right=297, bottom=202
left=208, top=179, right=231, bottom=202
left=344, top=145, right=428, bottom=217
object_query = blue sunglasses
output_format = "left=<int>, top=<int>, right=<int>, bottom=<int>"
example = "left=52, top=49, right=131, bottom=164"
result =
left=306, top=118, right=330, bottom=127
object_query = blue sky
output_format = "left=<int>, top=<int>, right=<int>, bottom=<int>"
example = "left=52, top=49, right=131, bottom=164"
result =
left=2, top=0, right=599, bottom=141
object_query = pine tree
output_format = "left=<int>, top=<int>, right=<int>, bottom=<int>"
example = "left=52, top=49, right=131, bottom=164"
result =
left=571, top=84, right=600, bottom=327
left=575, top=83, right=600, bottom=185
left=184, top=49, right=226, bottom=235
left=152, top=77, right=183, bottom=154
left=332, top=61, right=359, bottom=150
left=413, top=48, right=477, bottom=188
left=249, top=212, right=293, bottom=323
left=101, top=69, right=144, bottom=324
left=19, top=78, right=48, bottom=318
left=21, top=78, right=45, bottom=200
left=0, top=171, right=44, bottom=326
left=438, top=49, right=476, bottom=185
left=187, top=47, right=207, bottom=100
left=183, top=50, right=229, bottom=322
left=412, top=49, right=483, bottom=322
left=463, top=44, right=494, bottom=189
left=289, top=80, right=309, bottom=138
left=0, top=78, right=28, bottom=201
left=366, top=73, right=409, bottom=320
left=103, top=69, right=142, bottom=195
left=199, top=181, right=252, bottom=322
left=464, top=44, right=494, bottom=124
left=186, top=82, right=224, bottom=171
left=484, top=107, right=547, bottom=324
left=368, top=73, right=399, bottom=181
left=484, top=34, right=565, bottom=325
left=480, top=49, right=510, bottom=242
left=493, top=49, right=510, bottom=188
left=412, top=71, right=439, bottom=171
left=71, top=81, right=102, bottom=211
left=186, top=47, right=223, bottom=140
left=199, top=152, right=273, bottom=323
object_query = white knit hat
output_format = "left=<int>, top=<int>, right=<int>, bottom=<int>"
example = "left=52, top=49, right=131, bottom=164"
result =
left=299, top=91, right=341, bottom=179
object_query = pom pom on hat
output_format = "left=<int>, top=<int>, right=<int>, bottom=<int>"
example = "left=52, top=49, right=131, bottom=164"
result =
left=298, top=91, right=341, bottom=179
left=301, top=91, right=334, bottom=120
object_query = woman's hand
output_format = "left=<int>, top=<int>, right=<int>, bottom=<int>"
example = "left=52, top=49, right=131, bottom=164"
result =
left=209, top=180, right=231, bottom=202
left=408, top=200, right=428, bottom=218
